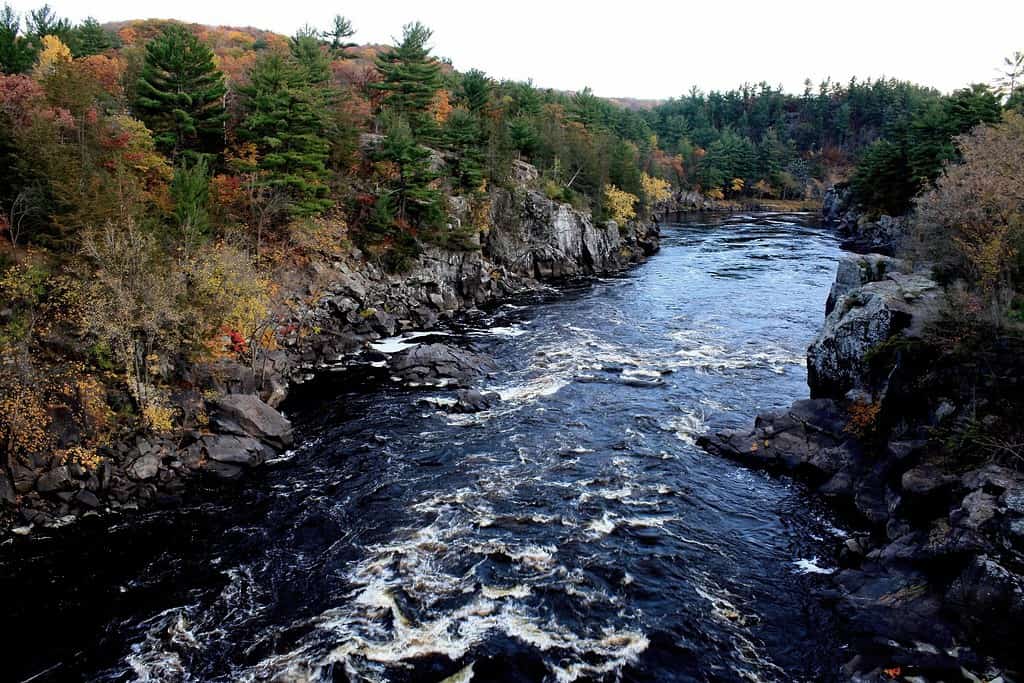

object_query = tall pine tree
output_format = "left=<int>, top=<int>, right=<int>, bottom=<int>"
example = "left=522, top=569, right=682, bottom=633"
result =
left=70, top=17, right=113, bottom=58
left=374, top=22, right=441, bottom=140
left=134, top=24, right=227, bottom=158
left=0, top=5, right=34, bottom=74
left=238, top=53, right=332, bottom=217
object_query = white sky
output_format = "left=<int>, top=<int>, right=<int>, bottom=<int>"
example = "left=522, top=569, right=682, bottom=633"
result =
left=9, top=0, right=1024, bottom=98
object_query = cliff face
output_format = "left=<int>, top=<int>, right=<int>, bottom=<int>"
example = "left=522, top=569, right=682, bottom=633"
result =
left=3, top=165, right=660, bottom=532
left=822, top=184, right=906, bottom=256
left=701, top=253, right=1024, bottom=679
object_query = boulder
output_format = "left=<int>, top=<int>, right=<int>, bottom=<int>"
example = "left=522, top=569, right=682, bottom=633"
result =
left=74, top=490, right=100, bottom=509
left=901, top=464, right=958, bottom=496
left=36, top=466, right=73, bottom=493
left=390, top=343, right=497, bottom=386
left=212, top=393, right=293, bottom=449
left=952, top=490, right=999, bottom=531
left=200, top=435, right=272, bottom=467
left=127, top=452, right=160, bottom=481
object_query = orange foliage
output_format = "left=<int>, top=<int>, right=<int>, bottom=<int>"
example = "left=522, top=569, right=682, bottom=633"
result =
left=76, top=54, right=125, bottom=98
left=431, top=89, right=453, bottom=124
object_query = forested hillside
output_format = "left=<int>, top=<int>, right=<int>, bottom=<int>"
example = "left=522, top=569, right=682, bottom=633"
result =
left=0, top=4, right=1022, bottom=516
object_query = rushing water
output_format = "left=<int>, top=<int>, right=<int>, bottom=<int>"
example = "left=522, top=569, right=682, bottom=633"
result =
left=3, top=213, right=852, bottom=683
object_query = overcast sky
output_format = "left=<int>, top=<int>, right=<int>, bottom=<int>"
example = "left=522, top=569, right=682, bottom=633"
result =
left=9, top=0, right=1024, bottom=98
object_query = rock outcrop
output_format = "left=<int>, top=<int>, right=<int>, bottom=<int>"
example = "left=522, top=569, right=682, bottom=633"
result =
left=823, top=184, right=906, bottom=255
left=808, top=257, right=942, bottom=398
left=701, top=252, right=1024, bottom=679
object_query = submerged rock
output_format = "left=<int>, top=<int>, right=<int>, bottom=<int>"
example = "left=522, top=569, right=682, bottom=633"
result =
left=453, top=388, right=501, bottom=413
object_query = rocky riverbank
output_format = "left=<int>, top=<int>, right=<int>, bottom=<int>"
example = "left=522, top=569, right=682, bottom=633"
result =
left=700, top=251, right=1024, bottom=681
left=2, top=161, right=659, bottom=535
left=822, top=184, right=905, bottom=256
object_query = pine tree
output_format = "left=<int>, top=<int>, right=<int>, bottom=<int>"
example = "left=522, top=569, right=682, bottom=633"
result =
left=170, top=155, right=211, bottom=259
left=70, top=17, right=112, bottom=57
left=289, top=29, right=330, bottom=85
left=374, top=22, right=442, bottom=140
left=134, top=24, right=227, bottom=157
left=375, top=113, right=444, bottom=230
left=0, top=5, right=34, bottom=74
left=324, top=15, right=356, bottom=57
left=24, top=4, right=71, bottom=48
left=457, top=69, right=491, bottom=115
left=443, top=109, right=485, bottom=192
left=238, top=53, right=332, bottom=217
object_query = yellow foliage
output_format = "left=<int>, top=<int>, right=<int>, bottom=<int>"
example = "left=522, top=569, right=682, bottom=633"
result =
left=76, top=375, right=112, bottom=437
left=603, top=184, right=638, bottom=225
left=730, top=177, right=745, bottom=193
left=0, top=375, right=52, bottom=457
left=705, top=187, right=725, bottom=201
left=33, top=35, right=72, bottom=79
left=640, top=173, right=671, bottom=206
left=142, top=403, right=175, bottom=434
left=62, top=445, right=102, bottom=471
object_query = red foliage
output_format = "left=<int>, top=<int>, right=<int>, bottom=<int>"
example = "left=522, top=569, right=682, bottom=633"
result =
left=222, top=326, right=248, bottom=355
left=0, top=74, right=45, bottom=125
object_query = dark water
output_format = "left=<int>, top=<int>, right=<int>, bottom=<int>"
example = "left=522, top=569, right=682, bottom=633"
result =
left=2, top=214, right=851, bottom=683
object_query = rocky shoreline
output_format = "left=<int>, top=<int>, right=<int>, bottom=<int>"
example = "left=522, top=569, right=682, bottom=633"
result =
left=2, top=162, right=659, bottom=536
left=700, top=249, right=1024, bottom=681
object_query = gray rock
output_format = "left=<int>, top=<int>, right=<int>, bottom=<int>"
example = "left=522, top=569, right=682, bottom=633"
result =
left=205, top=461, right=245, bottom=480
left=0, top=471, right=15, bottom=505
left=213, top=393, right=293, bottom=449
left=11, top=461, right=37, bottom=493
left=390, top=344, right=497, bottom=386
left=453, top=389, right=501, bottom=413
left=952, top=490, right=999, bottom=530
left=128, top=453, right=160, bottom=480
left=36, top=466, right=72, bottom=493
left=825, top=253, right=905, bottom=315
left=807, top=270, right=942, bottom=398
left=961, top=464, right=1023, bottom=493
left=201, top=435, right=270, bottom=467
left=74, top=490, right=100, bottom=508
left=901, top=465, right=958, bottom=496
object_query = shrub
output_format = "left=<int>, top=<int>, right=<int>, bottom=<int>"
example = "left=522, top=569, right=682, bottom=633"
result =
left=603, top=184, right=637, bottom=225
left=912, top=112, right=1024, bottom=323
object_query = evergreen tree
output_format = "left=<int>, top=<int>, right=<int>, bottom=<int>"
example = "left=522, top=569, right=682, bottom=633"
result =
left=134, top=24, right=227, bottom=157
left=70, top=17, right=112, bottom=57
left=24, top=4, right=71, bottom=47
left=443, top=109, right=485, bottom=192
left=374, top=113, right=444, bottom=230
left=374, top=22, right=442, bottom=139
left=289, top=29, right=330, bottom=85
left=458, top=69, right=491, bottom=115
left=324, top=15, right=356, bottom=56
left=0, top=5, right=34, bottom=74
left=239, top=53, right=332, bottom=217
left=170, top=155, right=211, bottom=258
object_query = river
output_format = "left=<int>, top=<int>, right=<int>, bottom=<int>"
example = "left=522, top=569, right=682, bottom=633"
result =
left=3, top=213, right=852, bottom=683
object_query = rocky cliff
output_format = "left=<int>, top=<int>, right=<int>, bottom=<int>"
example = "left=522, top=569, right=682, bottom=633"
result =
left=3, top=165, right=660, bottom=533
left=701, top=253, right=1024, bottom=680
left=823, top=184, right=906, bottom=256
